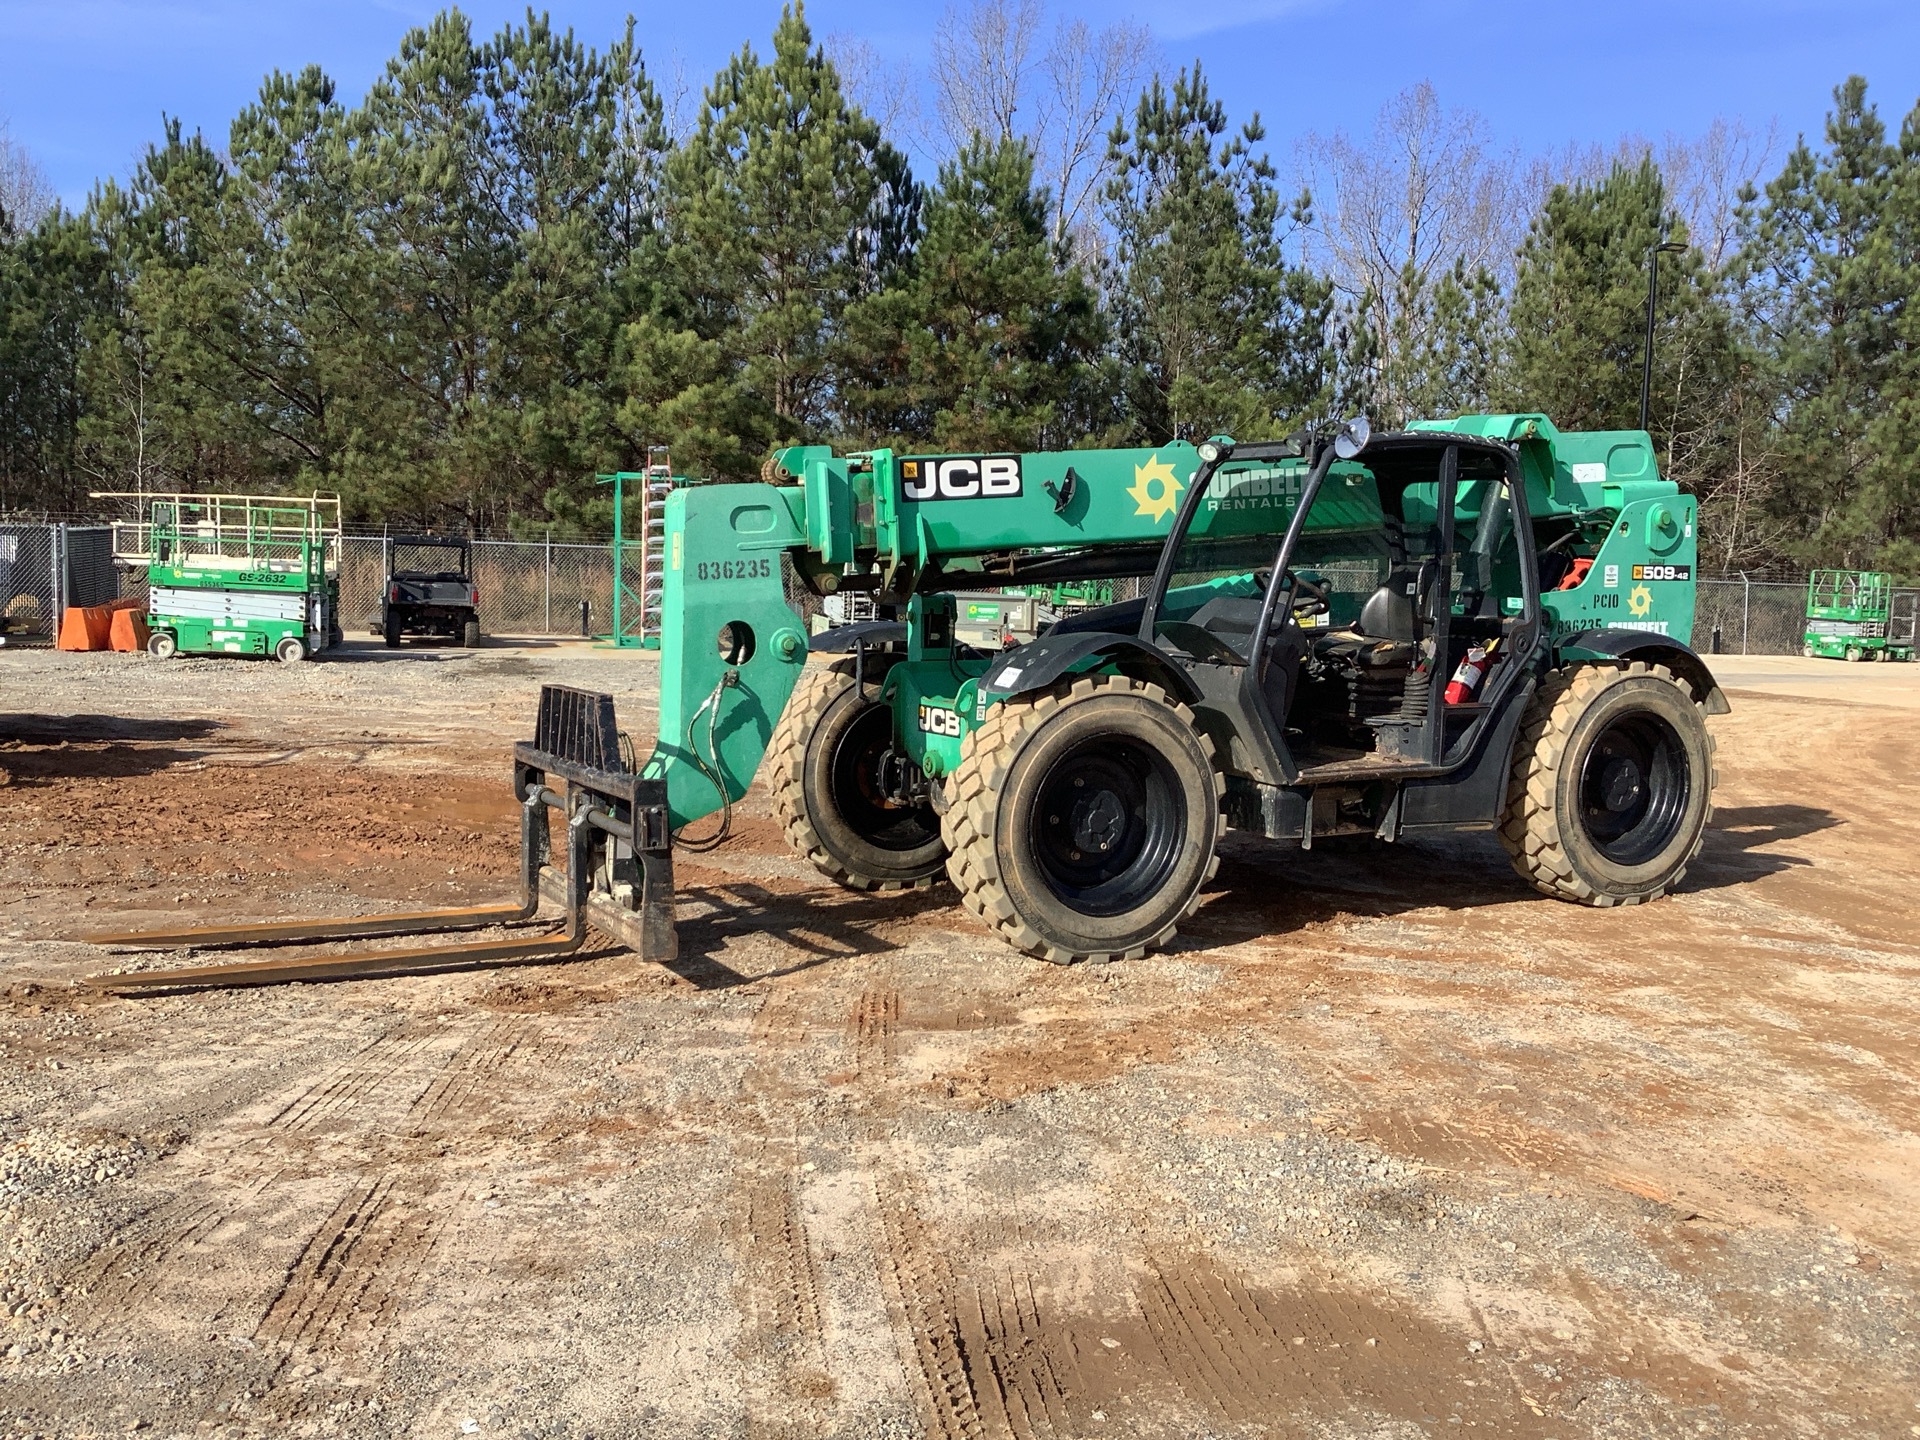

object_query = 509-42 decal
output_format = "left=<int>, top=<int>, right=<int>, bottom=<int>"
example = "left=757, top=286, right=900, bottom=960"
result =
left=695, top=558, right=772, bottom=581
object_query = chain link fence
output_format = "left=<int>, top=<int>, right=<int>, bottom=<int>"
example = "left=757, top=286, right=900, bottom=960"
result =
left=335, top=536, right=617, bottom=638
left=8, top=514, right=1915, bottom=656
left=0, top=523, right=119, bottom=644
left=1695, top=577, right=1919, bottom=656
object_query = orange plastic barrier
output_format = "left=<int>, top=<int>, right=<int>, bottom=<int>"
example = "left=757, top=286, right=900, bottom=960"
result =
left=108, top=608, right=150, bottom=652
left=56, top=599, right=145, bottom=651
left=56, top=605, right=113, bottom=651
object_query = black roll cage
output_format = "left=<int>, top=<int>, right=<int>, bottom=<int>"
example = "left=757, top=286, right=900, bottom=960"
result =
left=1135, top=431, right=1543, bottom=780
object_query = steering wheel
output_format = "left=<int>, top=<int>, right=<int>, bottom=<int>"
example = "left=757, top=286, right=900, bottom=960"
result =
left=1255, top=568, right=1330, bottom=619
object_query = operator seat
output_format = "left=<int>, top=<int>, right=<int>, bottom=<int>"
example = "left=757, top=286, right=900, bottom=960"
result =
left=1353, top=563, right=1425, bottom=644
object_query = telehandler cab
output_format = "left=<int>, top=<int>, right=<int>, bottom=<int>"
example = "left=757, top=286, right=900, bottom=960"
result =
left=85, top=413, right=1728, bottom=988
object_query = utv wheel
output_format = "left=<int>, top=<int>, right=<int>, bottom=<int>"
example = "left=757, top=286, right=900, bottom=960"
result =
left=383, top=614, right=402, bottom=648
left=276, top=635, right=308, bottom=664
left=768, top=660, right=947, bottom=891
left=1500, top=662, right=1716, bottom=907
left=943, top=675, right=1223, bottom=964
left=147, top=631, right=177, bottom=660
left=461, top=618, right=481, bottom=649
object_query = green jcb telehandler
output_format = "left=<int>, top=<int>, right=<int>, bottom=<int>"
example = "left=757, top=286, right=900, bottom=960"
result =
left=85, top=414, right=1729, bottom=989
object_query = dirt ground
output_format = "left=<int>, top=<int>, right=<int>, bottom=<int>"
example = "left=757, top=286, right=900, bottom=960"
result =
left=1, top=640, right=1915, bottom=1440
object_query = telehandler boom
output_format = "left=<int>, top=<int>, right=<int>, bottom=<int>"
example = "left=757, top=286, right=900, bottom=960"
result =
left=85, top=413, right=1727, bottom=987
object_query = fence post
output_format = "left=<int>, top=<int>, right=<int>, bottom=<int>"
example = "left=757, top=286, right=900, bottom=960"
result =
left=51, top=524, right=66, bottom=620
left=544, top=528, right=552, bottom=634
left=1740, top=571, right=1751, bottom=655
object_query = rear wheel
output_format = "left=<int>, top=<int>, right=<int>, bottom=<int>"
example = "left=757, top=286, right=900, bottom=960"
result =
left=147, top=630, right=177, bottom=660
left=1500, top=662, right=1715, bottom=906
left=462, top=618, right=481, bottom=648
left=383, top=612, right=402, bottom=648
left=768, top=661, right=947, bottom=891
left=943, top=675, right=1223, bottom=964
left=1845, top=644, right=1862, bottom=662
left=275, top=635, right=308, bottom=664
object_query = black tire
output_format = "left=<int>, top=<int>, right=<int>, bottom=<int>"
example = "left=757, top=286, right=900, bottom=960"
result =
left=462, top=618, right=481, bottom=648
left=1500, top=662, right=1716, bottom=906
left=147, top=630, right=177, bottom=660
left=328, top=625, right=344, bottom=649
left=768, top=661, right=947, bottom=891
left=383, top=613, right=402, bottom=648
left=943, top=675, right=1223, bottom=964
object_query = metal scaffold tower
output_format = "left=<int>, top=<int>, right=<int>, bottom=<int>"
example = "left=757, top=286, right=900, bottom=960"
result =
left=595, top=449, right=678, bottom=650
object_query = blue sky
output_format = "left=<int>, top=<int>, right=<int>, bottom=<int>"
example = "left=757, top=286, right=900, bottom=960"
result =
left=4, top=0, right=1918, bottom=207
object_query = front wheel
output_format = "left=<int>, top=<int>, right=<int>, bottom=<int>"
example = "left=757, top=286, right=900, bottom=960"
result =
left=147, top=630, right=177, bottom=660
left=276, top=635, right=308, bottom=664
left=1845, top=645, right=1862, bottom=662
left=768, top=661, right=947, bottom=891
left=1500, top=662, right=1716, bottom=906
left=943, top=675, right=1223, bottom=964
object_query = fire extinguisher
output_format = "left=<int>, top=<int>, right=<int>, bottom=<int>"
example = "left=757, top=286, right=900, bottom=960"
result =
left=1445, top=637, right=1499, bottom=706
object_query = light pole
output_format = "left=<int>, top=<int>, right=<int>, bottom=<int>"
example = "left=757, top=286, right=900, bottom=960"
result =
left=1639, top=240, right=1686, bottom=432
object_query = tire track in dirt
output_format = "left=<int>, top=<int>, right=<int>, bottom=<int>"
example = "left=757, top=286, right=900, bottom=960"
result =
left=872, top=1168, right=1078, bottom=1440
left=249, top=1171, right=458, bottom=1374
left=62, top=1140, right=286, bottom=1318
left=407, top=1014, right=534, bottom=1129
left=265, top=1026, right=446, bottom=1133
left=851, top=985, right=899, bottom=1077
left=735, top=1169, right=836, bottom=1436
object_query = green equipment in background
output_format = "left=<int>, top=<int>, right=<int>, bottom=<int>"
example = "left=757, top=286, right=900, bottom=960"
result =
left=595, top=450, right=682, bottom=649
left=101, top=491, right=343, bottom=663
left=1803, top=570, right=1915, bottom=661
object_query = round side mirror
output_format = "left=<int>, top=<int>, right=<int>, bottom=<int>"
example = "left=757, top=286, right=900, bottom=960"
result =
left=1333, top=415, right=1372, bottom=460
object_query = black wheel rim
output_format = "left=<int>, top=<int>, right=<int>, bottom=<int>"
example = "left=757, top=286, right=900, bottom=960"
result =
left=1577, top=710, right=1690, bottom=865
left=827, top=705, right=940, bottom=854
left=1026, top=737, right=1184, bottom=917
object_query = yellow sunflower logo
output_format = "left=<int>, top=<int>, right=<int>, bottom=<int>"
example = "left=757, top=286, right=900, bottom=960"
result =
left=1128, top=454, right=1184, bottom=522
left=1627, top=584, right=1654, bottom=619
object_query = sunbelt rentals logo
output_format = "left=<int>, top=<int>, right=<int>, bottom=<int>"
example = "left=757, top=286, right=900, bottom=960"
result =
left=1128, top=453, right=1184, bottom=522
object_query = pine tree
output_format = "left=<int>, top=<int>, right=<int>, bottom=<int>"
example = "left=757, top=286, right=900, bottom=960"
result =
left=1502, top=156, right=1732, bottom=445
left=1733, top=77, right=1920, bottom=576
left=840, top=135, right=1103, bottom=451
left=0, top=208, right=109, bottom=510
left=1102, top=64, right=1331, bottom=442
left=666, top=4, right=915, bottom=457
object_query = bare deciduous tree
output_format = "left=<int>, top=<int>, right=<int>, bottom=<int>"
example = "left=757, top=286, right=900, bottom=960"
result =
left=0, top=123, right=56, bottom=231
left=931, top=0, right=1044, bottom=151
left=1034, top=15, right=1151, bottom=244
left=929, top=0, right=1151, bottom=246
left=1660, top=118, right=1779, bottom=267
left=1525, top=118, right=1776, bottom=265
left=1299, top=82, right=1519, bottom=301
left=824, top=33, right=923, bottom=145
left=1297, top=83, right=1521, bottom=421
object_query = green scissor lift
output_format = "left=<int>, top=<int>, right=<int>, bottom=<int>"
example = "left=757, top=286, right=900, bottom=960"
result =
left=1803, top=570, right=1915, bottom=662
left=100, top=491, right=344, bottom=663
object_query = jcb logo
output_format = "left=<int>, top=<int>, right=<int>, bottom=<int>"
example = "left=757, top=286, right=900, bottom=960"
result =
left=917, top=703, right=963, bottom=737
left=901, top=455, right=1022, bottom=501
